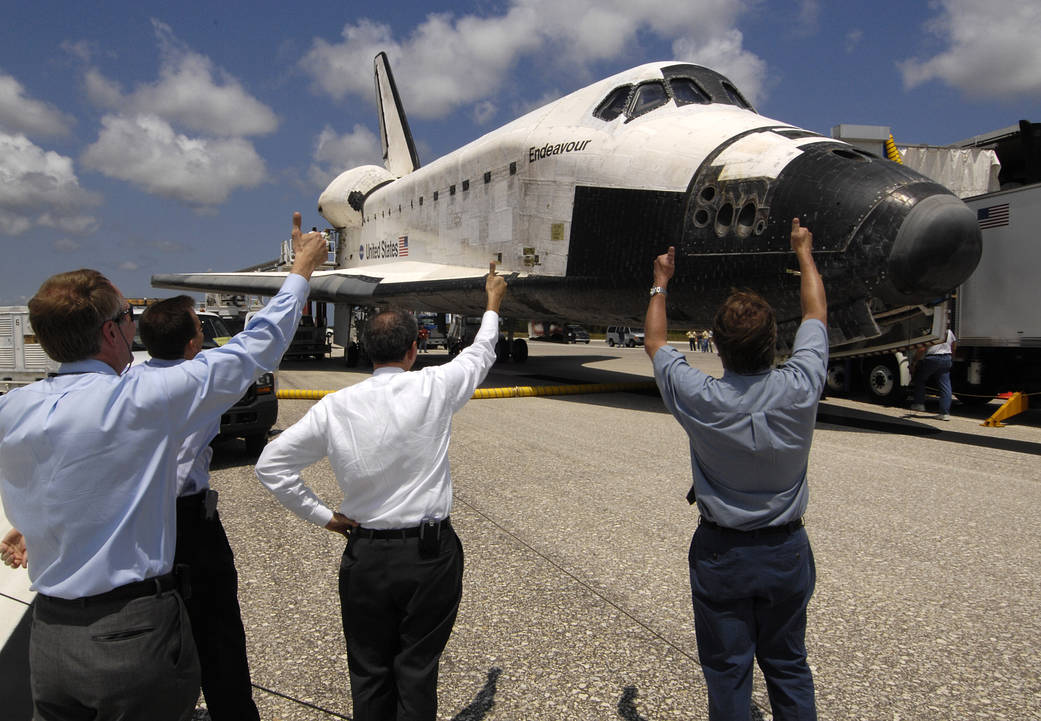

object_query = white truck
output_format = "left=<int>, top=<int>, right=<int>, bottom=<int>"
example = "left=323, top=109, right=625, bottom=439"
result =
left=0, top=306, right=59, bottom=393
left=825, top=119, right=1041, bottom=404
left=951, top=182, right=1041, bottom=403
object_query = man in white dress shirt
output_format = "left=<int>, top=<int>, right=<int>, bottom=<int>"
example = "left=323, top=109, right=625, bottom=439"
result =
left=138, top=295, right=262, bottom=720
left=256, top=264, right=508, bottom=721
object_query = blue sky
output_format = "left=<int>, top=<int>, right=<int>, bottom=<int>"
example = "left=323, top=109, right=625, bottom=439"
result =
left=2, top=0, right=1040, bottom=305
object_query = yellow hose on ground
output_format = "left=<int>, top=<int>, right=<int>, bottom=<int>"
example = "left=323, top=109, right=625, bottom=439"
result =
left=278, top=381, right=658, bottom=401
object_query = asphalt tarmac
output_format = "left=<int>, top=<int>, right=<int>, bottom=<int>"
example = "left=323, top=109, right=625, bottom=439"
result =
left=206, top=341, right=1041, bottom=720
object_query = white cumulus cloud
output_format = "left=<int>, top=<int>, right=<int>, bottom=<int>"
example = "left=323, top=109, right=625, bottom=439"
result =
left=899, top=0, right=1041, bottom=99
left=0, top=131, right=100, bottom=236
left=298, top=0, right=768, bottom=116
left=673, top=30, right=768, bottom=107
left=0, top=71, right=75, bottom=138
left=81, top=114, right=267, bottom=207
left=308, top=124, right=382, bottom=188
left=86, top=20, right=278, bottom=137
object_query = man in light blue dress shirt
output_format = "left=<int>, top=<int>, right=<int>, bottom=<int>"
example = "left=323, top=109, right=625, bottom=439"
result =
left=0, top=213, right=328, bottom=721
left=645, top=219, right=828, bottom=721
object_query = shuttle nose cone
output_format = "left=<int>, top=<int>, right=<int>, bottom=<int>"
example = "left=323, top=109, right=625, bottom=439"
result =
left=887, top=194, right=981, bottom=301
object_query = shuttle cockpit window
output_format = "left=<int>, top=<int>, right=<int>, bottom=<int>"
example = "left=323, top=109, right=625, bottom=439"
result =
left=721, top=81, right=752, bottom=110
left=594, top=85, right=632, bottom=121
left=629, top=81, right=669, bottom=119
left=669, top=77, right=710, bottom=106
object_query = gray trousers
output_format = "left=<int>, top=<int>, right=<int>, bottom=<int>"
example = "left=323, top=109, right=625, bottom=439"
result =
left=30, top=589, right=200, bottom=721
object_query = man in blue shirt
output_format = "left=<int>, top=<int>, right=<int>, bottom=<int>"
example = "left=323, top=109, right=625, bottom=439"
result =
left=138, top=295, right=262, bottom=721
left=645, top=219, right=828, bottom=721
left=0, top=213, right=328, bottom=721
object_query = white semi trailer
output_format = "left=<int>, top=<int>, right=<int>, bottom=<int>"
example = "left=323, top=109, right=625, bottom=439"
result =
left=0, top=306, right=59, bottom=393
left=825, top=120, right=1041, bottom=405
left=952, top=182, right=1041, bottom=403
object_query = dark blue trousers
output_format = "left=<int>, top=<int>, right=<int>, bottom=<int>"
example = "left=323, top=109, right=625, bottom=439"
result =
left=689, top=523, right=817, bottom=721
left=912, top=354, right=953, bottom=414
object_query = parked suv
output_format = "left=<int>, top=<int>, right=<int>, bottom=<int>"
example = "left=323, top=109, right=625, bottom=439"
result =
left=605, top=326, right=644, bottom=347
left=132, top=311, right=277, bottom=455
left=566, top=324, right=590, bottom=343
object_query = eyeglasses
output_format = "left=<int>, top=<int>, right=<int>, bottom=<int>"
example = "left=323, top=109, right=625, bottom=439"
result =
left=111, top=306, right=134, bottom=324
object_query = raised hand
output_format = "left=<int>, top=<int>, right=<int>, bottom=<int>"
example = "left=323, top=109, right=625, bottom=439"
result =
left=653, top=246, right=676, bottom=287
left=790, top=217, right=813, bottom=255
left=290, top=212, right=330, bottom=278
left=485, top=260, right=507, bottom=311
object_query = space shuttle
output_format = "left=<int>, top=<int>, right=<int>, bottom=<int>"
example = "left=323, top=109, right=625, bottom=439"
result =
left=153, top=52, right=981, bottom=359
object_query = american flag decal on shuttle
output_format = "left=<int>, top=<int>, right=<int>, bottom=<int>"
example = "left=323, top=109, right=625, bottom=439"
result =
left=398, top=235, right=409, bottom=257
left=977, top=203, right=1010, bottom=230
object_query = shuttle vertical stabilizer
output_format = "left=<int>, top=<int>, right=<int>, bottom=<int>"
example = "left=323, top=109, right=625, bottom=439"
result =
left=374, top=51, right=420, bottom=177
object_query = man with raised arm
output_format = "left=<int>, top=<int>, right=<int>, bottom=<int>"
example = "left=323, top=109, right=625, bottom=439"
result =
left=137, top=295, right=263, bottom=720
left=644, top=218, right=828, bottom=721
left=256, top=263, right=508, bottom=721
left=0, top=213, right=328, bottom=721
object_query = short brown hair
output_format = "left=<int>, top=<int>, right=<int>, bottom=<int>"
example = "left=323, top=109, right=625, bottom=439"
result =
left=139, top=296, right=197, bottom=360
left=712, top=289, right=777, bottom=374
left=28, top=269, right=121, bottom=362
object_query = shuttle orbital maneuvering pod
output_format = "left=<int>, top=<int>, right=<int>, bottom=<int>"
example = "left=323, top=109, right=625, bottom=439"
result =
left=153, top=52, right=982, bottom=364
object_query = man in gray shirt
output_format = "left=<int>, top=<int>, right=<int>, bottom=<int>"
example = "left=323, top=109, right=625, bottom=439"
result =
left=644, top=218, right=827, bottom=721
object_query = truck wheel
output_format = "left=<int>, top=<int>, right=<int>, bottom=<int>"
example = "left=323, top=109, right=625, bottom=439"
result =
left=511, top=338, right=528, bottom=363
left=626, top=339, right=635, bottom=348
left=245, top=433, right=267, bottom=456
left=864, top=356, right=901, bottom=404
left=607, top=338, right=615, bottom=347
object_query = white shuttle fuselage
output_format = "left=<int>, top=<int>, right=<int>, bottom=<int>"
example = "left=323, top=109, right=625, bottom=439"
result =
left=155, top=55, right=982, bottom=355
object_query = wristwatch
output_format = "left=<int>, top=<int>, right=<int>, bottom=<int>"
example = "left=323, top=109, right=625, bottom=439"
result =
left=649, top=286, right=667, bottom=297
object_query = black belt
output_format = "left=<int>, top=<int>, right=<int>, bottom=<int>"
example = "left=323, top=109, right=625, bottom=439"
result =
left=38, top=566, right=188, bottom=609
left=178, top=489, right=218, bottom=520
left=699, top=517, right=804, bottom=535
left=354, top=518, right=451, bottom=539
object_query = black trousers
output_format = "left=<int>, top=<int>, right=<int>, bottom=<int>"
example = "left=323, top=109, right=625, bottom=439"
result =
left=175, top=493, right=260, bottom=721
left=338, top=525, right=464, bottom=721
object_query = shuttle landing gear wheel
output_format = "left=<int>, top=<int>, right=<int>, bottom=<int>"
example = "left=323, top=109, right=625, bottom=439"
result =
left=826, top=362, right=849, bottom=396
left=511, top=338, right=528, bottom=363
left=345, top=342, right=361, bottom=367
left=495, top=338, right=511, bottom=363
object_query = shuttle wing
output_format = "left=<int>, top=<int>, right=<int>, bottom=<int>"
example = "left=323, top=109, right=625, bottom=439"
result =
left=151, top=261, right=524, bottom=305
